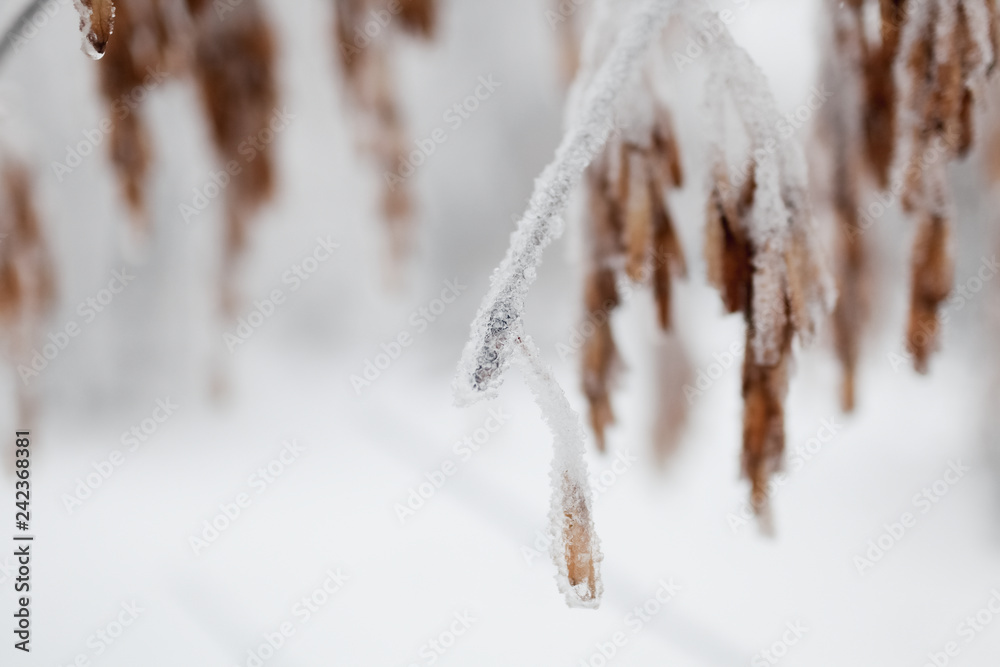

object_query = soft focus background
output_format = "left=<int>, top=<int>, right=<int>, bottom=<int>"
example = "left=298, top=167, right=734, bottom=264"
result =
left=1, top=0, right=999, bottom=665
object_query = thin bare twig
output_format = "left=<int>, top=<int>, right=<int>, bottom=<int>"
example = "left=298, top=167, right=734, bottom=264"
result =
left=0, top=0, right=53, bottom=67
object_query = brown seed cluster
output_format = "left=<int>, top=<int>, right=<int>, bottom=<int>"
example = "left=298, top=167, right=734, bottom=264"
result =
left=395, top=0, right=436, bottom=38
left=334, top=0, right=437, bottom=266
left=187, top=0, right=278, bottom=314
left=821, top=0, right=997, bottom=397
left=96, top=0, right=183, bottom=229
left=897, top=0, right=995, bottom=371
left=856, top=0, right=909, bottom=189
left=0, top=163, right=55, bottom=424
left=704, top=159, right=785, bottom=511
left=94, top=0, right=279, bottom=316
left=580, top=107, right=686, bottom=451
left=818, top=1, right=871, bottom=411
left=0, top=165, right=54, bottom=328
left=705, top=146, right=828, bottom=514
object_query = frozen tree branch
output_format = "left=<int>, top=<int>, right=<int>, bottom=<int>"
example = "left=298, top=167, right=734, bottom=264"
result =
left=453, top=0, right=675, bottom=405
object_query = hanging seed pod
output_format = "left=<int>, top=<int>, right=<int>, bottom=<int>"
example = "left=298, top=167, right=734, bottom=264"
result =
left=396, top=0, right=436, bottom=38
left=819, top=0, right=870, bottom=412
left=581, top=266, right=619, bottom=452
left=704, top=160, right=754, bottom=316
left=707, top=155, right=792, bottom=518
left=75, top=0, right=117, bottom=59
left=578, top=102, right=687, bottom=453
left=0, top=161, right=56, bottom=427
left=96, top=0, right=180, bottom=230
left=897, top=0, right=995, bottom=372
left=906, top=213, right=953, bottom=372
left=0, top=165, right=54, bottom=325
left=703, top=80, right=833, bottom=515
left=741, top=307, right=793, bottom=517
left=334, top=0, right=436, bottom=267
left=858, top=0, right=909, bottom=187
left=187, top=0, right=278, bottom=314
left=622, top=146, right=652, bottom=281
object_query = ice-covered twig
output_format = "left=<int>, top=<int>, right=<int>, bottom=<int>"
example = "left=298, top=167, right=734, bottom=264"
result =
left=453, top=0, right=674, bottom=405
left=515, top=335, right=602, bottom=609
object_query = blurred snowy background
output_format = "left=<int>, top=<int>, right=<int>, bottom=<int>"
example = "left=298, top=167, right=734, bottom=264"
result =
left=0, top=0, right=999, bottom=665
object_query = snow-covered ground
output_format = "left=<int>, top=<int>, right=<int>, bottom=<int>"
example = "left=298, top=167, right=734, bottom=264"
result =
left=1, top=0, right=1000, bottom=665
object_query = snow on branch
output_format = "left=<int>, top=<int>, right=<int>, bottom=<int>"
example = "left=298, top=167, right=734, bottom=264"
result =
left=453, top=0, right=834, bottom=599
left=453, top=0, right=675, bottom=405
left=515, top=335, right=602, bottom=609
